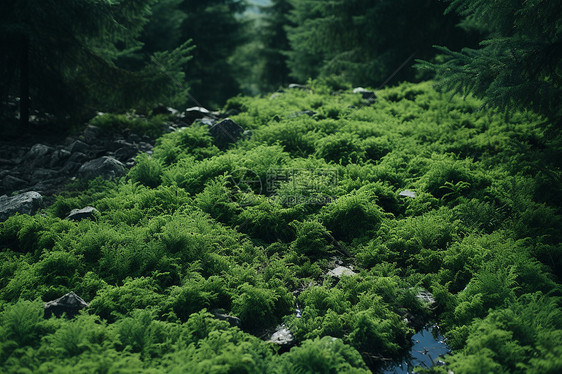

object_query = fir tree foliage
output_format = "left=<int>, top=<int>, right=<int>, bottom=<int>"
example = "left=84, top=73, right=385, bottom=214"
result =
left=284, top=0, right=477, bottom=86
left=259, top=0, right=294, bottom=92
left=417, top=0, right=562, bottom=125
left=179, top=0, right=248, bottom=108
left=0, top=0, right=193, bottom=127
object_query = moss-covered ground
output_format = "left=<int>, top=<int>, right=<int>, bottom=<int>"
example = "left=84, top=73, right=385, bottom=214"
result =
left=1, top=81, right=561, bottom=373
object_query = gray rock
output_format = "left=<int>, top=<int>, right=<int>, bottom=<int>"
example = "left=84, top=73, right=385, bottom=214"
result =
left=208, top=118, right=244, bottom=149
left=138, top=142, right=153, bottom=152
left=210, top=309, right=242, bottom=327
left=416, top=290, right=435, bottom=305
left=353, top=87, right=377, bottom=101
left=65, top=206, right=99, bottom=221
left=30, top=168, right=59, bottom=184
left=183, top=106, right=215, bottom=124
left=78, top=156, right=127, bottom=180
left=288, top=83, right=309, bottom=90
left=0, top=191, right=43, bottom=221
left=44, top=291, right=89, bottom=318
left=327, top=266, right=357, bottom=278
left=28, top=177, right=69, bottom=195
left=83, top=125, right=101, bottom=143
left=268, top=324, right=295, bottom=346
left=128, top=134, right=141, bottom=144
left=49, top=149, right=71, bottom=168
left=66, top=140, right=90, bottom=154
left=197, top=117, right=216, bottom=127
left=25, top=144, right=53, bottom=167
left=67, top=152, right=88, bottom=165
left=60, top=161, right=82, bottom=175
left=2, top=175, right=27, bottom=191
left=0, top=158, right=16, bottom=166
left=115, top=145, right=138, bottom=161
left=162, top=123, right=176, bottom=133
left=152, top=104, right=179, bottom=116
left=398, top=190, right=416, bottom=198
left=289, top=110, right=316, bottom=118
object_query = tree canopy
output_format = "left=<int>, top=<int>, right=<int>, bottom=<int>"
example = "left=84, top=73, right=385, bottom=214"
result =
left=284, top=0, right=479, bottom=87
left=0, top=0, right=192, bottom=126
left=417, top=0, right=562, bottom=125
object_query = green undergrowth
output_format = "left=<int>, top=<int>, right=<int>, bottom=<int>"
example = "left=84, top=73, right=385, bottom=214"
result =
left=1, top=81, right=561, bottom=373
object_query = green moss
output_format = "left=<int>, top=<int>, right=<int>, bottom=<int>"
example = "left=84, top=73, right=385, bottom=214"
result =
left=1, top=81, right=561, bottom=373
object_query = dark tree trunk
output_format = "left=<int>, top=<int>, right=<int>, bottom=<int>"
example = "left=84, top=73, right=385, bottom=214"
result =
left=20, top=34, right=29, bottom=127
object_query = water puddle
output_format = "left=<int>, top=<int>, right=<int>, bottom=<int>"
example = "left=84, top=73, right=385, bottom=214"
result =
left=382, top=325, right=450, bottom=374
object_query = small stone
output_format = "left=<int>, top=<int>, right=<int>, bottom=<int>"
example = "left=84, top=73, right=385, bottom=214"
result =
left=66, top=140, right=90, bottom=154
left=353, top=87, right=377, bottom=101
left=30, top=168, right=59, bottom=184
left=65, top=206, right=99, bottom=221
left=162, top=123, right=176, bottom=133
left=25, top=144, right=53, bottom=167
left=49, top=149, right=71, bottom=168
left=0, top=191, right=43, bottom=221
left=138, top=142, right=153, bottom=152
left=128, top=134, right=141, bottom=144
left=115, top=146, right=138, bottom=161
left=399, top=190, right=416, bottom=198
left=289, top=110, right=316, bottom=118
left=83, top=124, right=101, bottom=143
left=78, top=156, right=127, bottom=180
left=327, top=266, right=357, bottom=278
left=268, top=324, right=294, bottom=346
left=183, top=106, right=215, bottom=124
left=208, top=118, right=244, bottom=149
left=2, top=175, right=27, bottom=191
left=152, top=104, right=179, bottom=116
left=44, top=291, right=89, bottom=318
left=197, top=117, right=216, bottom=127
left=416, top=290, right=435, bottom=305
left=210, top=309, right=242, bottom=327
left=288, top=83, right=310, bottom=90
left=67, top=152, right=88, bottom=165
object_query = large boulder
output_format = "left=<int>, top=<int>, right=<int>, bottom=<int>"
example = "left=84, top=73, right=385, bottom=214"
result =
left=78, top=156, right=127, bottom=180
left=0, top=191, right=43, bottom=221
left=208, top=118, right=244, bottom=149
left=44, top=292, right=89, bottom=318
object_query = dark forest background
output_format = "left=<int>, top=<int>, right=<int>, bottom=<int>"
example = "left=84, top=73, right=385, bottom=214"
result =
left=1, top=0, right=560, bottom=128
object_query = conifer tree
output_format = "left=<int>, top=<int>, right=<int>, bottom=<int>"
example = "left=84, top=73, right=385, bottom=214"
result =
left=179, top=0, right=248, bottom=108
left=285, top=0, right=477, bottom=87
left=259, top=0, right=294, bottom=92
left=0, top=0, right=192, bottom=128
left=417, top=0, right=562, bottom=125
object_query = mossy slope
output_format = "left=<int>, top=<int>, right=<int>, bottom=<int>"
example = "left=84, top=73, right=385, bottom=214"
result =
left=1, top=81, right=561, bottom=373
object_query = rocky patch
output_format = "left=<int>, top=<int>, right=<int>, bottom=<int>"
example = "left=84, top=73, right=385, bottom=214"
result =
left=0, top=191, right=43, bottom=221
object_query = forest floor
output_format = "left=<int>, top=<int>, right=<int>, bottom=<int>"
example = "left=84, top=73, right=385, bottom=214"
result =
left=0, top=81, right=561, bottom=373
